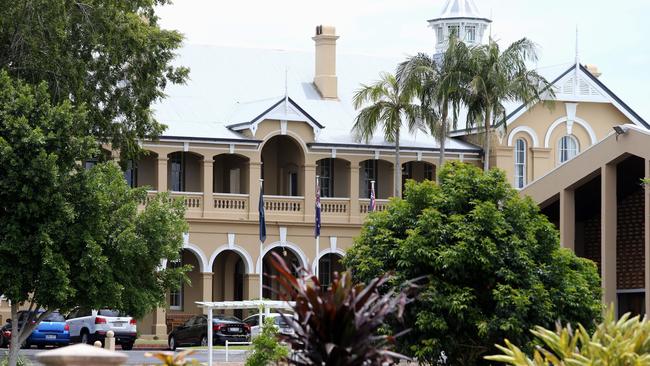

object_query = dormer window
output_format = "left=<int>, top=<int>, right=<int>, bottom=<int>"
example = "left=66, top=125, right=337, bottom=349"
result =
left=465, top=25, right=476, bottom=42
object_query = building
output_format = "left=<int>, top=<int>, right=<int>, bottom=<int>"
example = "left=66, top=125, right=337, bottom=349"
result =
left=1, top=0, right=646, bottom=336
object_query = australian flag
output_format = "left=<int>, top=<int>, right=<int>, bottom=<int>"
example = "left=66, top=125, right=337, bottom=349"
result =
left=369, top=181, right=376, bottom=212
left=315, top=178, right=321, bottom=238
left=259, top=183, right=266, bottom=243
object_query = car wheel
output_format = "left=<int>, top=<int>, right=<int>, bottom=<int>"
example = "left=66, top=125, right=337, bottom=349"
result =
left=200, top=335, right=207, bottom=347
left=81, top=331, right=90, bottom=345
left=121, top=342, right=134, bottom=351
left=168, top=336, right=176, bottom=351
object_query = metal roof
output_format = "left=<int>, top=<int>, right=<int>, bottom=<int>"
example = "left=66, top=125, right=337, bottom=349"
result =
left=428, top=0, right=491, bottom=23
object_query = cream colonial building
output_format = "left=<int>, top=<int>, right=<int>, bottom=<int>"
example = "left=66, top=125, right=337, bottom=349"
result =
left=1, top=0, right=647, bottom=336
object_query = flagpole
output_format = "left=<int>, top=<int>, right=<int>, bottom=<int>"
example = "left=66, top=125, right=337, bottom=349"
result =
left=370, top=180, right=376, bottom=212
left=258, top=178, right=264, bottom=328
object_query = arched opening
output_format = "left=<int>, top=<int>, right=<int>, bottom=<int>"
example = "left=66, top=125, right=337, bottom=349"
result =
left=316, top=158, right=350, bottom=197
left=514, top=138, right=527, bottom=189
left=167, top=152, right=204, bottom=192
left=318, top=253, right=344, bottom=288
left=401, top=161, right=435, bottom=188
left=130, top=150, right=158, bottom=190
left=261, top=136, right=305, bottom=196
left=212, top=250, right=246, bottom=319
left=262, top=247, right=301, bottom=300
left=359, top=159, right=394, bottom=199
left=165, top=249, right=204, bottom=331
left=558, top=135, right=579, bottom=165
left=213, top=154, right=250, bottom=194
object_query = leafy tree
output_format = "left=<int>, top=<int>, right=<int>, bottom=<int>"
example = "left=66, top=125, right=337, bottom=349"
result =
left=352, top=72, right=421, bottom=197
left=465, top=38, right=553, bottom=171
left=343, top=162, right=602, bottom=366
left=246, top=317, right=289, bottom=366
left=487, top=309, right=649, bottom=366
left=397, top=36, right=473, bottom=173
left=0, top=72, right=188, bottom=366
left=0, top=0, right=188, bottom=158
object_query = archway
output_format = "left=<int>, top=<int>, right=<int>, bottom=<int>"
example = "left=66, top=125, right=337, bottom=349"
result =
left=402, top=161, right=435, bottom=188
left=316, top=158, right=350, bottom=197
left=167, top=151, right=204, bottom=192
left=131, top=150, right=158, bottom=190
left=211, top=250, right=246, bottom=318
left=213, top=154, right=250, bottom=194
left=261, top=135, right=305, bottom=196
left=318, top=253, right=344, bottom=288
left=359, top=159, right=394, bottom=199
left=165, top=249, right=205, bottom=331
left=262, top=247, right=302, bottom=300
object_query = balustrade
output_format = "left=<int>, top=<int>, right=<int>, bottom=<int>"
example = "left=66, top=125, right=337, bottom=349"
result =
left=359, top=198, right=389, bottom=214
left=264, top=195, right=304, bottom=214
left=213, top=193, right=248, bottom=210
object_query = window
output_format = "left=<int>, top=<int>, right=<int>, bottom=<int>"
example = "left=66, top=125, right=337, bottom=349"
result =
left=84, top=158, right=98, bottom=170
left=424, top=164, right=434, bottom=181
left=169, top=152, right=185, bottom=192
left=558, top=135, right=579, bottom=164
left=465, top=25, right=476, bottom=42
left=436, top=27, right=443, bottom=43
left=514, top=139, right=527, bottom=189
left=318, top=159, right=334, bottom=197
left=618, top=291, right=645, bottom=318
left=124, top=160, right=137, bottom=188
left=448, top=25, right=459, bottom=37
left=401, top=162, right=413, bottom=191
left=169, top=259, right=183, bottom=310
left=319, top=255, right=333, bottom=287
left=361, top=160, right=378, bottom=198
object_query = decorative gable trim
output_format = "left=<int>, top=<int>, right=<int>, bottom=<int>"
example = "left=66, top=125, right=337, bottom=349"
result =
left=227, top=96, right=324, bottom=136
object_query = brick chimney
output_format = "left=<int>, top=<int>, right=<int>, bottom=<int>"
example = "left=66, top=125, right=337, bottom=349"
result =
left=313, top=25, right=339, bottom=100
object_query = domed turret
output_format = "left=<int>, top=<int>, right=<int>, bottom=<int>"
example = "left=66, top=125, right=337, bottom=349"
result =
left=428, top=0, right=491, bottom=54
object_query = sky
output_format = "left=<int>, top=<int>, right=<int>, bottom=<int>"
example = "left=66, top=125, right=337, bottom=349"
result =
left=156, top=0, right=650, bottom=120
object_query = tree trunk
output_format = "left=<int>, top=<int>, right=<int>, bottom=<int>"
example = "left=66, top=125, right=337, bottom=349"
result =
left=483, top=107, right=492, bottom=171
left=8, top=302, right=20, bottom=366
left=395, top=132, right=401, bottom=197
left=438, top=100, right=449, bottom=181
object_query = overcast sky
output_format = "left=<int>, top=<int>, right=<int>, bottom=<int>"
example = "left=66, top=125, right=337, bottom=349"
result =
left=157, top=0, right=650, bottom=120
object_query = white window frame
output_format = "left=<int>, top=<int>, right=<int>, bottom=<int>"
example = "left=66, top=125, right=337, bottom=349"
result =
left=465, top=25, right=476, bottom=42
left=514, top=138, right=527, bottom=189
left=437, top=27, right=444, bottom=44
left=558, top=135, right=579, bottom=164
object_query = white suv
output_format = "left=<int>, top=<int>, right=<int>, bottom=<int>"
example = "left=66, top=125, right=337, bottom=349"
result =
left=243, top=313, right=295, bottom=337
left=66, top=308, right=137, bottom=350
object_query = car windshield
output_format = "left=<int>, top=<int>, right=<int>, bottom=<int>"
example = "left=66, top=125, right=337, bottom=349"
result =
left=43, top=312, right=65, bottom=322
left=97, top=309, right=128, bottom=317
left=274, top=316, right=289, bottom=326
left=214, top=316, right=241, bottom=322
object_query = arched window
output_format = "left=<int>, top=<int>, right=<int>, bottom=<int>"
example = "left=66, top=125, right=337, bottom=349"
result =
left=514, top=138, right=526, bottom=189
left=558, top=135, right=579, bottom=164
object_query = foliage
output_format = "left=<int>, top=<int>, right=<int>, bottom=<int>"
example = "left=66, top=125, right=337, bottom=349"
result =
left=268, top=252, right=416, bottom=366
left=0, top=71, right=188, bottom=366
left=397, top=36, right=473, bottom=171
left=343, top=162, right=602, bottom=366
left=246, top=317, right=290, bottom=366
left=465, top=38, right=554, bottom=171
left=0, top=352, right=30, bottom=366
left=487, top=309, right=650, bottom=366
left=145, top=350, right=199, bottom=366
left=0, top=0, right=188, bottom=158
left=352, top=72, right=422, bottom=197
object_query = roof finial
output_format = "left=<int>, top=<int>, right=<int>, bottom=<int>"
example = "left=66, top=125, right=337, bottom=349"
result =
left=489, top=8, right=493, bottom=39
left=284, top=66, right=288, bottom=114
left=575, top=25, right=579, bottom=67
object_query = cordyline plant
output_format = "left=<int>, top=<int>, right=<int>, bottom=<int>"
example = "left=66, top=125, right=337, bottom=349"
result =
left=267, top=252, right=418, bottom=366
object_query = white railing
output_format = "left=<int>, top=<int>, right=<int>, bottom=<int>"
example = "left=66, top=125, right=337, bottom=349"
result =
left=213, top=193, right=248, bottom=211
left=264, top=195, right=304, bottom=213
left=359, top=198, right=389, bottom=214
left=321, top=197, right=350, bottom=215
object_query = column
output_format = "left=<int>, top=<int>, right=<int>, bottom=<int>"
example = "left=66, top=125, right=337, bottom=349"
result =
left=157, top=157, right=168, bottom=192
left=202, top=159, right=214, bottom=217
left=243, top=274, right=260, bottom=300
left=200, top=272, right=213, bottom=314
left=304, top=164, right=316, bottom=222
left=152, top=306, right=167, bottom=338
left=645, top=159, right=650, bottom=315
left=248, top=162, right=262, bottom=220
left=601, top=164, right=617, bottom=309
left=560, top=189, right=575, bottom=251
left=349, top=164, right=360, bottom=224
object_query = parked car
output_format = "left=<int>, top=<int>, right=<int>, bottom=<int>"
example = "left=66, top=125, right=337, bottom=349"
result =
left=243, top=313, right=295, bottom=337
left=168, top=314, right=250, bottom=350
left=0, top=320, right=11, bottom=348
left=21, top=311, right=70, bottom=349
left=66, top=308, right=137, bottom=350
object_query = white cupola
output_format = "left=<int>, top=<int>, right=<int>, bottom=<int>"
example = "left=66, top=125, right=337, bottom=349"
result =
left=428, top=0, right=491, bottom=54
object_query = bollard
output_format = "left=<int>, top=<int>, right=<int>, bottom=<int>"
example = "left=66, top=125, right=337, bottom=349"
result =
left=94, top=341, right=102, bottom=348
left=104, top=330, right=116, bottom=351
left=37, top=343, right=127, bottom=366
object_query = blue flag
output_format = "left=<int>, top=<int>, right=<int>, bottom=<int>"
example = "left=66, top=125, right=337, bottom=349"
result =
left=315, top=178, right=321, bottom=238
left=258, top=183, right=266, bottom=243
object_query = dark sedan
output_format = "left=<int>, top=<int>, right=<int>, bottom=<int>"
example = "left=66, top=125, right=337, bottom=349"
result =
left=168, top=314, right=250, bottom=350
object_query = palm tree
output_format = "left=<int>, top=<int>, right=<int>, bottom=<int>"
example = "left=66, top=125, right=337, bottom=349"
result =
left=397, top=36, right=473, bottom=174
left=466, top=38, right=554, bottom=171
left=352, top=72, right=421, bottom=197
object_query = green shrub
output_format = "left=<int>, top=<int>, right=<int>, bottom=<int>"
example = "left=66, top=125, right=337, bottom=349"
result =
left=245, top=317, right=289, bottom=366
left=487, top=309, right=650, bottom=366
left=0, top=352, right=30, bottom=366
